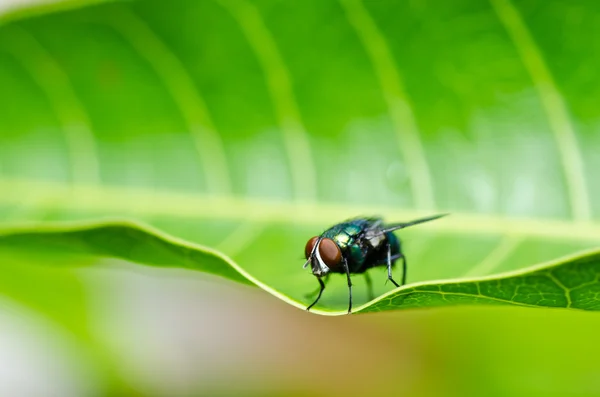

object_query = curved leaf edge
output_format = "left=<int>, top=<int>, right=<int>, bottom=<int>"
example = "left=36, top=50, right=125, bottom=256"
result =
left=360, top=247, right=600, bottom=314
left=0, top=218, right=599, bottom=316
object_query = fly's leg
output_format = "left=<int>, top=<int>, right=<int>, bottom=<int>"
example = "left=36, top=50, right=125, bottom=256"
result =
left=364, top=272, right=375, bottom=301
left=343, top=257, right=353, bottom=314
left=304, top=274, right=329, bottom=298
left=374, top=253, right=402, bottom=266
left=306, top=277, right=326, bottom=311
left=386, top=242, right=402, bottom=288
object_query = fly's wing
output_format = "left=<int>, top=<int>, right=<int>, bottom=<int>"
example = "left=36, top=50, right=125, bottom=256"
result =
left=337, top=217, right=383, bottom=239
left=382, top=213, right=448, bottom=233
left=364, top=217, right=383, bottom=229
left=363, top=218, right=387, bottom=248
left=343, top=216, right=382, bottom=228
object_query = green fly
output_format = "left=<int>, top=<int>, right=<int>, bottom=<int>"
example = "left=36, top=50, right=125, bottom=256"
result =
left=303, top=214, right=447, bottom=314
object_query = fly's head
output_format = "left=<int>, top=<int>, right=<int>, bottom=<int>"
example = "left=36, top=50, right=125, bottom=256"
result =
left=303, top=236, right=342, bottom=277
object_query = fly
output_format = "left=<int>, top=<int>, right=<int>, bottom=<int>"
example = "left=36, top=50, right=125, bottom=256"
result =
left=303, top=214, right=447, bottom=314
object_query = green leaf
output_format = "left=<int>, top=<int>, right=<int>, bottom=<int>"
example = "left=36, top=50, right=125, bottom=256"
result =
left=0, top=0, right=599, bottom=314
left=1, top=221, right=599, bottom=315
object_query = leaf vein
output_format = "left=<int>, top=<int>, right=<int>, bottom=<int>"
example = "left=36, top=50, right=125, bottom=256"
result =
left=490, top=0, right=591, bottom=221
left=2, top=178, right=600, bottom=242
left=545, top=271, right=572, bottom=308
left=395, top=290, right=542, bottom=308
left=105, top=8, right=233, bottom=196
left=215, top=0, right=317, bottom=202
left=463, top=236, right=522, bottom=277
left=340, top=0, right=436, bottom=210
left=3, top=27, right=100, bottom=184
left=214, top=221, right=266, bottom=258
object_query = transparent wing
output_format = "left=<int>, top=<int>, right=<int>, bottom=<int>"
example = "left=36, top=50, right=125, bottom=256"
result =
left=382, top=213, right=448, bottom=233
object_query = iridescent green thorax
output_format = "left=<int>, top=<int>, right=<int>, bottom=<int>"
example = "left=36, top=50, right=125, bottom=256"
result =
left=322, top=219, right=376, bottom=267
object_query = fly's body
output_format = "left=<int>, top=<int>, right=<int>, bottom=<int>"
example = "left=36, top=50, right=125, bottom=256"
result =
left=320, top=219, right=400, bottom=275
left=303, top=214, right=447, bottom=314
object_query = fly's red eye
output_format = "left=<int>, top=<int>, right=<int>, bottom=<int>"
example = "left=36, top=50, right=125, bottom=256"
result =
left=319, top=238, right=342, bottom=268
left=305, top=236, right=319, bottom=259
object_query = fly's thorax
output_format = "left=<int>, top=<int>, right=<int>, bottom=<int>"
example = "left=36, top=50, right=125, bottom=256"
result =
left=322, top=222, right=362, bottom=246
left=331, top=232, right=350, bottom=249
left=309, top=218, right=386, bottom=274
left=321, top=221, right=372, bottom=269
left=346, top=241, right=367, bottom=267
left=327, top=234, right=367, bottom=269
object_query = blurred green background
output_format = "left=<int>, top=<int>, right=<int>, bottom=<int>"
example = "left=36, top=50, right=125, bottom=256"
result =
left=1, top=0, right=600, bottom=395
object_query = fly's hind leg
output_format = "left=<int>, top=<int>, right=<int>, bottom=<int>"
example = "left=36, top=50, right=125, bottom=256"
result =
left=400, top=254, right=407, bottom=286
left=364, top=272, right=375, bottom=301
left=386, top=241, right=404, bottom=288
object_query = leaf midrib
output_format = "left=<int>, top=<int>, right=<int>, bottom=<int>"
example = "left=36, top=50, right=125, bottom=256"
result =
left=2, top=178, right=600, bottom=243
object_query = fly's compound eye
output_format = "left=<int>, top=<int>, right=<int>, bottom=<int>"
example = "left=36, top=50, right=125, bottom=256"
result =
left=319, top=238, right=342, bottom=268
left=305, top=236, right=319, bottom=259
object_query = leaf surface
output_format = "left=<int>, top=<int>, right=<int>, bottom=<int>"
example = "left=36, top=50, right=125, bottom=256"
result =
left=0, top=0, right=599, bottom=314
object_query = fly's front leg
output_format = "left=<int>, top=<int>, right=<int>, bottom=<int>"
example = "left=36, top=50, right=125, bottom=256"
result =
left=305, top=274, right=329, bottom=298
left=343, top=257, right=353, bottom=314
left=306, top=277, right=326, bottom=311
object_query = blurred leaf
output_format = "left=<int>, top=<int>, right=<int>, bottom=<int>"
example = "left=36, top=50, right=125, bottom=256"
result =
left=0, top=249, right=145, bottom=394
left=0, top=0, right=599, bottom=313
